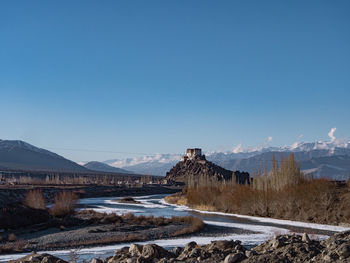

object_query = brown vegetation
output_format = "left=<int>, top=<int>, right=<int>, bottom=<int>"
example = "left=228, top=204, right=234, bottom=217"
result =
left=80, top=210, right=204, bottom=232
left=181, top=153, right=350, bottom=225
left=0, top=239, right=26, bottom=254
left=24, top=189, right=46, bottom=210
left=50, top=191, right=78, bottom=217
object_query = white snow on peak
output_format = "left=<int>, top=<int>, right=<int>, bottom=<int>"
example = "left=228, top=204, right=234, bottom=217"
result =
left=105, top=153, right=182, bottom=168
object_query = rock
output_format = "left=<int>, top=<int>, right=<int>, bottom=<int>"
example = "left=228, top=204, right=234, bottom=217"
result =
left=170, top=247, right=183, bottom=257
left=302, top=233, right=311, bottom=243
left=136, top=256, right=151, bottom=263
left=90, top=259, right=103, bottom=263
left=224, top=252, right=246, bottom=263
left=207, top=240, right=236, bottom=251
left=129, top=244, right=143, bottom=257
left=337, top=243, right=350, bottom=258
left=271, top=238, right=283, bottom=249
left=177, top=241, right=199, bottom=260
left=115, top=246, right=130, bottom=254
left=141, top=244, right=173, bottom=259
left=188, top=248, right=201, bottom=258
left=184, top=241, right=197, bottom=252
left=244, top=250, right=257, bottom=257
left=8, top=253, right=67, bottom=263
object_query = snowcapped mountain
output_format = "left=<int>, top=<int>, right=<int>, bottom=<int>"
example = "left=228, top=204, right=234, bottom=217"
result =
left=102, top=139, right=350, bottom=179
left=83, top=161, right=133, bottom=174
left=104, top=154, right=181, bottom=176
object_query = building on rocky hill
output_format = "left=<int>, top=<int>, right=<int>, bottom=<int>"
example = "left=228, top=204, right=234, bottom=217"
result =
left=167, top=148, right=250, bottom=184
left=181, top=148, right=205, bottom=162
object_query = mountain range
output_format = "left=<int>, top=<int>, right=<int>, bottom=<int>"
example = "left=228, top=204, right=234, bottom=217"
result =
left=1, top=138, right=350, bottom=180
left=103, top=140, right=350, bottom=180
left=83, top=161, right=132, bottom=174
left=0, top=140, right=131, bottom=174
left=0, top=140, right=88, bottom=172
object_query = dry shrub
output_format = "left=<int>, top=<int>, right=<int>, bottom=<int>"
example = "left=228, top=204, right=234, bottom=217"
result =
left=77, top=210, right=204, bottom=234
left=173, top=216, right=205, bottom=236
left=50, top=191, right=78, bottom=217
left=24, top=189, right=46, bottom=210
left=0, top=239, right=26, bottom=254
left=184, top=173, right=347, bottom=224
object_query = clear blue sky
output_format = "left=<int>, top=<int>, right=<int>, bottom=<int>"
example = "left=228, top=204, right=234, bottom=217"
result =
left=1, top=1, right=349, bottom=162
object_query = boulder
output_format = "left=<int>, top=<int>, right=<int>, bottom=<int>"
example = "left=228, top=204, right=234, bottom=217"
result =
left=302, top=233, right=311, bottom=243
left=170, top=247, right=183, bottom=257
left=141, top=244, right=174, bottom=259
left=224, top=252, right=246, bottom=263
left=8, top=253, right=67, bottom=263
left=129, top=244, right=143, bottom=257
left=184, top=241, right=197, bottom=252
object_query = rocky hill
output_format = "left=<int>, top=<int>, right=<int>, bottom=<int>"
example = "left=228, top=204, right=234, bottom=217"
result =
left=165, top=155, right=250, bottom=184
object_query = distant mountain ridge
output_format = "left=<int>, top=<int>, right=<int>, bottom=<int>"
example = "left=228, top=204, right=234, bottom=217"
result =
left=103, top=140, right=350, bottom=179
left=0, top=140, right=88, bottom=172
left=83, top=161, right=133, bottom=174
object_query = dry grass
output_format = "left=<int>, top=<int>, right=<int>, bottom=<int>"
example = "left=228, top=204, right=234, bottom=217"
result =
left=0, top=239, right=26, bottom=254
left=184, top=178, right=349, bottom=225
left=24, top=189, right=46, bottom=210
left=164, top=193, right=188, bottom=206
left=172, top=216, right=205, bottom=236
left=79, top=210, right=203, bottom=230
left=50, top=191, right=78, bottom=217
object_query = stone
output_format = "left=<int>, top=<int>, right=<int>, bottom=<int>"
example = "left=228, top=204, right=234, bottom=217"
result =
left=141, top=244, right=173, bottom=259
left=90, top=259, right=103, bottom=263
left=302, top=233, right=311, bottom=243
left=170, top=247, right=183, bottom=257
left=224, top=252, right=246, bottom=263
left=129, top=244, right=143, bottom=257
left=271, top=239, right=283, bottom=249
left=188, top=248, right=201, bottom=258
left=115, top=246, right=130, bottom=254
left=337, top=244, right=350, bottom=258
left=184, top=241, right=197, bottom=252
left=245, top=250, right=257, bottom=257
left=136, top=256, right=151, bottom=263
left=8, top=253, right=68, bottom=263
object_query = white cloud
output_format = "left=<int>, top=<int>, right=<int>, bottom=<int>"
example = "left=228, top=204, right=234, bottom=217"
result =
left=291, top=134, right=304, bottom=149
left=328, top=127, right=337, bottom=142
left=232, top=143, right=244, bottom=153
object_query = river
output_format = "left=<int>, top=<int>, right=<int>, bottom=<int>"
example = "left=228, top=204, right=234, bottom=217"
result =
left=1, top=194, right=349, bottom=262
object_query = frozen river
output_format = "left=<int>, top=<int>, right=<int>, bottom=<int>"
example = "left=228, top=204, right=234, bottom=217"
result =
left=1, top=194, right=349, bottom=262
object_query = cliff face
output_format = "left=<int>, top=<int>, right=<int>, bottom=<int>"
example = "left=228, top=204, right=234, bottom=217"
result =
left=165, top=156, right=250, bottom=184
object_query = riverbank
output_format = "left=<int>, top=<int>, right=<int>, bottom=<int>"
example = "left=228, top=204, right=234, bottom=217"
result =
left=9, top=230, right=350, bottom=262
left=0, top=210, right=204, bottom=254
left=165, top=188, right=350, bottom=228
left=0, top=184, right=180, bottom=208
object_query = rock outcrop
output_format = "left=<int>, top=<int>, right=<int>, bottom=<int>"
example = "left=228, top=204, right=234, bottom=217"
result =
left=9, top=253, right=67, bottom=263
left=11, top=231, right=350, bottom=263
left=165, top=155, right=250, bottom=184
